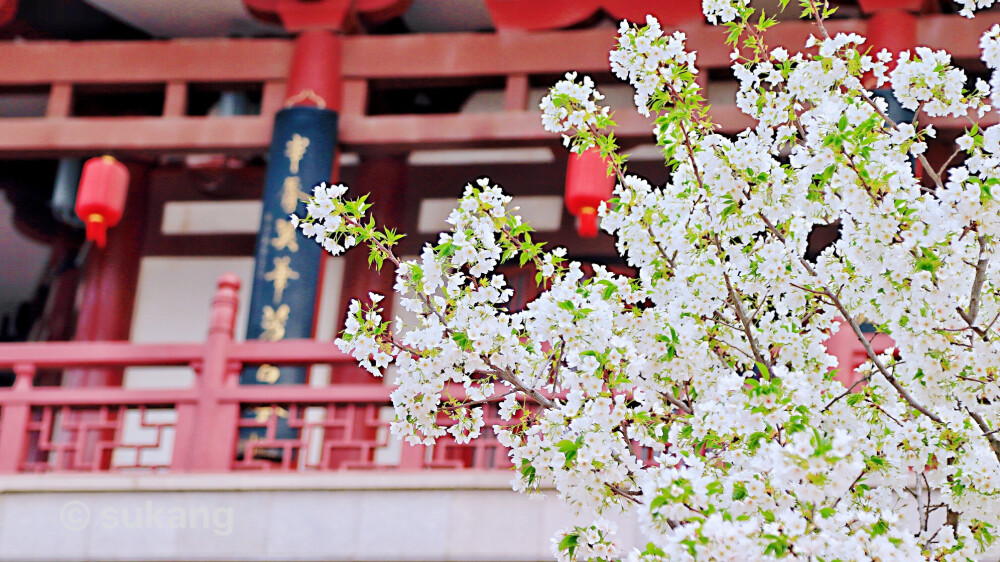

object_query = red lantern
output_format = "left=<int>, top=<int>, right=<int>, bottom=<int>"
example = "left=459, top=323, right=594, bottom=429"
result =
left=75, top=156, right=129, bottom=248
left=565, top=148, right=614, bottom=238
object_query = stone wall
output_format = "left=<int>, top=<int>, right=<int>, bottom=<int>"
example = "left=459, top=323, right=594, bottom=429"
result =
left=0, top=472, right=641, bottom=561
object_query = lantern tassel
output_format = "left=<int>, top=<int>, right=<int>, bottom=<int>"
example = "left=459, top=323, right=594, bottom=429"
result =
left=86, top=214, right=107, bottom=248
left=577, top=207, right=599, bottom=238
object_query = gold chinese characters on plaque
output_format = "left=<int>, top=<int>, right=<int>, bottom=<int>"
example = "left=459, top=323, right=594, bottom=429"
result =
left=285, top=134, right=310, bottom=174
left=264, top=257, right=300, bottom=303
left=259, top=304, right=290, bottom=342
left=271, top=219, right=299, bottom=252
left=281, top=176, right=310, bottom=214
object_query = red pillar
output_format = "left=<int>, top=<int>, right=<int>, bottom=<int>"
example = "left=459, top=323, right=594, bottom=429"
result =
left=0, top=0, right=17, bottom=27
left=286, top=29, right=342, bottom=111
left=284, top=28, right=344, bottom=346
left=866, top=10, right=917, bottom=71
left=65, top=163, right=147, bottom=387
left=857, top=8, right=918, bottom=92
left=330, top=155, right=406, bottom=384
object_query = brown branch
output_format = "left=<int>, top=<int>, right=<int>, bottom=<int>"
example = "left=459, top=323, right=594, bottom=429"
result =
left=821, top=373, right=872, bottom=413
left=495, top=368, right=555, bottom=409
left=955, top=236, right=991, bottom=341
left=967, top=408, right=1000, bottom=464
left=966, top=235, right=990, bottom=326
left=713, top=337, right=757, bottom=361
left=936, top=147, right=962, bottom=182
left=439, top=389, right=519, bottom=412
left=843, top=152, right=881, bottom=206
left=609, top=484, right=641, bottom=504
left=646, top=225, right=676, bottom=268
left=750, top=289, right=770, bottom=323
left=833, top=468, right=868, bottom=508
left=759, top=212, right=944, bottom=425
left=722, top=266, right=771, bottom=369
left=867, top=399, right=904, bottom=426
left=805, top=0, right=831, bottom=39
left=661, top=390, right=694, bottom=415
left=956, top=307, right=989, bottom=341
left=856, top=92, right=944, bottom=191
left=414, top=291, right=554, bottom=410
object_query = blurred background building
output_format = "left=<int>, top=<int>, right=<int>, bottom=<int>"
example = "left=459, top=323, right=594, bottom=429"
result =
left=0, top=0, right=994, bottom=559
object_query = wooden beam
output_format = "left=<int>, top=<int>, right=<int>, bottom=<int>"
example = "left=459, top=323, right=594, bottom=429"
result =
left=0, top=342, right=202, bottom=368
left=1, top=14, right=993, bottom=88
left=339, top=104, right=756, bottom=150
left=504, top=74, right=529, bottom=111
left=0, top=116, right=274, bottom=158
left=162, top=81, right=188, bottom=117
left=1, top=102, right=993, bottom=158
left=918, top=13, right=1000, bottom=59
left=0, top=39, right=292, bottom=85
left=0, top=13, right=996, bottom=157
left=45, top=83, right=72, bottom=118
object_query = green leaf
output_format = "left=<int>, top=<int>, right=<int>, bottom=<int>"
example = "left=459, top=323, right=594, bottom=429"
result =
left=706, top=480, right=724, bottom=496
left=451, top=331, right=472, bottom=351
left=520, top=462, right=536, bottom=486
left=557, top=533, right=579, bottom=552
left=757, top=362, right=771, bottom=381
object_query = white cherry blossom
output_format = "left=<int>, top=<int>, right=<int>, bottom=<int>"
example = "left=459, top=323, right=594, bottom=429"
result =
left=297, top=2, right=1000, bottom=560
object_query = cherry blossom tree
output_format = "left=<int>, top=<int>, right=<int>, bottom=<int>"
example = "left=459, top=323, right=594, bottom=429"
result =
left=293, top=0, right=1000, bottom=559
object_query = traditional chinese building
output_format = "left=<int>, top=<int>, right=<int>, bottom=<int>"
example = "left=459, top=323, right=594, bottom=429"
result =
left=0, top=0, right=994, bottom=560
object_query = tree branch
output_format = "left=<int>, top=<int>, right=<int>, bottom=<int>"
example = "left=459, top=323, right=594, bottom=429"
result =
left=856, top=92, right=944, bottom=191
left=821, top=373, right=872, bottom=412
left=965, top=235, right=989, bottom=326
left=722, top=267, right=771, bottom=369
left=661, top=390, right=694, bottom=415
left=759, top=212, right=944, bottom=425
left=967, top=408, right=1000, bottom=464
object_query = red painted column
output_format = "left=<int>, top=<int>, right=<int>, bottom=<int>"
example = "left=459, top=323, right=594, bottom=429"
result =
left=865, top=10, right=917, bottom=81
left=65, top=162, right=148, bottom=386
left=58, top=162, right=146, bottom=469
left=35, top=238, right=84, bottom=344
left=330, top=155, right=406, bottom=384
left=0, top=0, right=17, bottom=28
left=284, top=28, right=343, bottom=347
left=325, top=155, right=408, bottom=467
left=286, top=29, right=342, bottom=111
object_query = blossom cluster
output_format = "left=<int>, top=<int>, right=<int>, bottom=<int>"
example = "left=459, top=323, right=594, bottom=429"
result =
left=609, top=16, right=697, bottom=117
left=296, top=1, right=1000, bottom=560
left=540, top=72, right=612, bottom=150
left=890, top=47, right=987, bottom=118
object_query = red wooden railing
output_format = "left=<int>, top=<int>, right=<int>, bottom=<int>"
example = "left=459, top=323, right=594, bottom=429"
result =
left=0, top=274, right=888, bottom=474
left=0, top=274, right=511, bottom=473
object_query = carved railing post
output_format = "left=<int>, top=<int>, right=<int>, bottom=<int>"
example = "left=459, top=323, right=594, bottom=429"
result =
left=0, top=364, right=36, bottom=473
left=183, top=274, right=241, bottom=471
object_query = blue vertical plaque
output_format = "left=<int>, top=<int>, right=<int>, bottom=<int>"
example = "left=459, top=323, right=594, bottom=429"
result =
left=239, top=106, right=338, bottom=458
